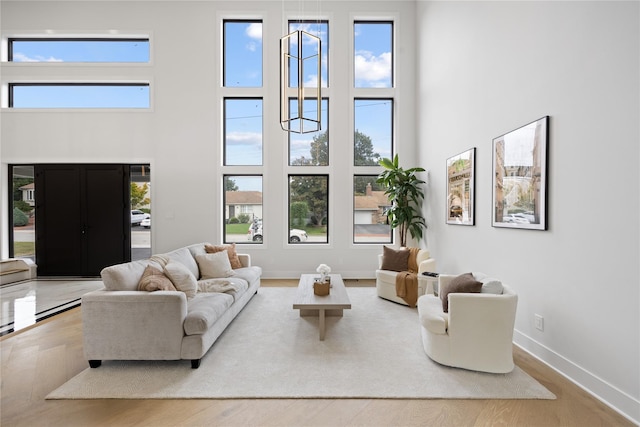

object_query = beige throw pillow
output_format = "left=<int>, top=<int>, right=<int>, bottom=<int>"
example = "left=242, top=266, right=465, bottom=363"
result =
left=164, top=259, right=197, bottom=299
left=137, top=264, right=177, bottom=292
left=204, top=243, right=243, bottom=269
left=196, top=251, right=235, bottom=279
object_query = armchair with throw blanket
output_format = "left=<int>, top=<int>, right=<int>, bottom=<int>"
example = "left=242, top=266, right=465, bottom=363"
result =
left=375, top=246, right=437, bottom=307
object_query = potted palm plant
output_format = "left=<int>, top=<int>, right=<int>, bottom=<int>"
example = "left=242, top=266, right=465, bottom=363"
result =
left=376, top=154, right=426, bottom=247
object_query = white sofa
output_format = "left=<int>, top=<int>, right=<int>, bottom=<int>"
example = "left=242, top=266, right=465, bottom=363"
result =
left=375, top=248, right=437, bottom=305
left=417, top=273, right=518, bottom=373
left=82, top=242, right=261, bottom=369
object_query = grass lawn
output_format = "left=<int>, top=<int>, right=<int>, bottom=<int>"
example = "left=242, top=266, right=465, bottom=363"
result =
left=13, top=242, right=35, bottom=257
left=225, top=223, right=326, bottom=236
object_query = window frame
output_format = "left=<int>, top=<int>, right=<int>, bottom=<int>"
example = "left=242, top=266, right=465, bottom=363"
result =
left=288, top=174, right=329, bottom=245
left=8, top=82, right=151, bottom=109
left=7, top=37, right=150, bottom=63
left=222, top=20, right=263, bottom=88
left=353, top=20, right=394, bottom=89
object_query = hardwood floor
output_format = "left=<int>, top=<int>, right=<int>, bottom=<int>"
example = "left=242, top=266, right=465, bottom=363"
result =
left=0, top=280, right=633, bottom=427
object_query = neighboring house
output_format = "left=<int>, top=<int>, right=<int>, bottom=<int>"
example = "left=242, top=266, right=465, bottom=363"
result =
left=19, top=182, right=152, bottom=211
left=18, top=183, right=35, bottom=207
left=225, top=191, right=263, bottom=222
left=354, top=183, right=390, bottom=225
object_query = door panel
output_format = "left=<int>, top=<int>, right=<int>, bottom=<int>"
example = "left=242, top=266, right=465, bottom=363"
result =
left=35, top=166, right=83, bottom=275
left=35, top=164, right=130, bottom=277
left=83, top=165, right=129, bottom=275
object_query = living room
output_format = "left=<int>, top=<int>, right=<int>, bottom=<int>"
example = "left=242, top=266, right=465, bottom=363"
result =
left=0, top=0, right=638, bottom=425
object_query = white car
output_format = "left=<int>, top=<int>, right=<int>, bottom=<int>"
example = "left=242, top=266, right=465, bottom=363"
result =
left=502, top=214, right=529, bottom=224
left=247, top=222, right=308, bottom=243
left=141, top=217, right=151, bottom=228
left=131, top=210, right=150, bottom=226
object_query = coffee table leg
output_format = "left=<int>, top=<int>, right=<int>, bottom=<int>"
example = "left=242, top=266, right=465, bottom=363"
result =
left=319, top=309, right=326, bottom=341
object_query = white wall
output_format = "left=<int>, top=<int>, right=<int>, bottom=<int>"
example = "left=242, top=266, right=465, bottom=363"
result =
left=417, top=1, right=639, bottom=423
left=0, top=0, right=418, bottom=278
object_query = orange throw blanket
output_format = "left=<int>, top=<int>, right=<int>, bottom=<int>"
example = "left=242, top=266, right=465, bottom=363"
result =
left=395, top=247, right=420, bottom=307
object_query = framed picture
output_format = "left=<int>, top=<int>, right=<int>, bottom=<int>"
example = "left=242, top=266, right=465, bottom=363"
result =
left=446, top=147, right=475, bottom=225
left=492, top=116, right=549, bottom=230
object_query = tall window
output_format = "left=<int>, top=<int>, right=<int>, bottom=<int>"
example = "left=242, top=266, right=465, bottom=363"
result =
left=10, top=166, right=35, bottom=260
left=353, top=175, right=392, bottom=244
left=353, top=21, right=395, bottom=244
left=354, top=21, right=393, bottom=88
left=223, top=21, right=262, bottom=87
left=8, top=38, right=150, bottom=62
left=224, top=175, right=263, bottom=244
left=223, top=98, right=263, bottom=166
left=289, top=175, right=328, bottom=244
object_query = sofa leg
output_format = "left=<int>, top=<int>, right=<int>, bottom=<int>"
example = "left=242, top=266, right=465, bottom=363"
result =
left=89, top=360, right=102, bottom=368
left=191, top=359, right=201, bottom=369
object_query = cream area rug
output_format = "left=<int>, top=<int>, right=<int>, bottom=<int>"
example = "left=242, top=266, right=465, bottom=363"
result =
left=47, top=287, right=555, bottom=400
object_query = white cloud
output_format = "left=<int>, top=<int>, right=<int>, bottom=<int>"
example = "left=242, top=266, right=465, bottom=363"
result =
left=246, top=23, right=262, bottom=41
left=245, top=41, right=257, bottom=52
left=303, top=74, right=327, bottom=88
left=226, top=131, right=262, bottom=148
left=354, top=50, right=391, bottom=86
left=13, top=52, right=63, bottom=62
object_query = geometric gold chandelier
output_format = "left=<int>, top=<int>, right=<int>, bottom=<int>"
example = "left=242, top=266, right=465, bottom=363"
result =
left=280, top=29, right=321, bottom=133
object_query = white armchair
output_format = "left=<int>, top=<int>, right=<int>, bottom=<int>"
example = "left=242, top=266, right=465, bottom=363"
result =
left=375, top=247, right=437, bottom=306
left=417, top=274, right=518, bottom=373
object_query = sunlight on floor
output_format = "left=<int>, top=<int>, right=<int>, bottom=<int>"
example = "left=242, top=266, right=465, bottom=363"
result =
left=0, top=279, right=104, bottom=336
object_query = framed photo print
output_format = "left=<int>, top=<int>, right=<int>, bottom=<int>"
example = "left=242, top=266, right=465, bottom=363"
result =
left=446, top=147, right=475, bottom=225
left=492, top=116, right=549, bottom=230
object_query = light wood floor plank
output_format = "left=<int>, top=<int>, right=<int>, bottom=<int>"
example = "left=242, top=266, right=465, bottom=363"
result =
left=0, top=281, right=634, bottom=427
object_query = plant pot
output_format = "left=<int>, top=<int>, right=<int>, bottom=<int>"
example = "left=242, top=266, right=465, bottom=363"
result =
left=313, top=281, right=330, bottom=296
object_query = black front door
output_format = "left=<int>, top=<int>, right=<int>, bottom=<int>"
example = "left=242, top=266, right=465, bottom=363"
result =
left=35, top=164, right=130, bottom=276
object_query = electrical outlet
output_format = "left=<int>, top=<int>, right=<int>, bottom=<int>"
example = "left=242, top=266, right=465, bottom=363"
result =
left=534, top=314, right=544, bottom=331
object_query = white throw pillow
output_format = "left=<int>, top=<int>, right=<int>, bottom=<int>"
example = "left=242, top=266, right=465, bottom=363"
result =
left=480, top=278, right=503, bottom=294
left=164, top=259, right=197, bottom=299
left=196, top=251, right=235, bottom=280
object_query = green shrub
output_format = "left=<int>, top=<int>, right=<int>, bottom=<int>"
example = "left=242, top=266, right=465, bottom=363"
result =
left=237, top=214, right=250, bottom=224
left=14, top=200, right=33, bottom=214
left=13, top=207, right=28, bottom=226
left=228, top=217, right=240, bottom=224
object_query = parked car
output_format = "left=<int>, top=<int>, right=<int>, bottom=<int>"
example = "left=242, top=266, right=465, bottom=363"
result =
left=502, top=214, right=529, bottom=224
left=141, top=217, right=151, bottom=228
left=247, top=221, right=308, bottom=243
left=131, top=210, right=150, bottom=226
left=514, top=212, right=535, bottom=223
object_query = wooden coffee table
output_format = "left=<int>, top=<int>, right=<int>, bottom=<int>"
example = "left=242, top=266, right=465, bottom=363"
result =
left=293, top=274, right=351, bottom=340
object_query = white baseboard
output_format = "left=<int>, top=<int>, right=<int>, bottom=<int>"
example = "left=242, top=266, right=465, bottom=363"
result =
left=514, top=330, right=640, bottom=426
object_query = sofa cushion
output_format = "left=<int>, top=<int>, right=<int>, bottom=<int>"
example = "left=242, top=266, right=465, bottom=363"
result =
left=231, top=266, right=262, bottom=286
left=101, top=260, right=148, bottom=291
left=418, top=295, right=448, bottom=334
left=198, top=276, right=249, bottom=301
left=205, top=243, right=243, bottom=269
left=196, top=251, right=234, bottom=279
left=137, top=264, right=177, bottom=292
left=380, top=246, right=410, bottom=272
left=440, top=272, right=482, bottom=313
left=183, top=292, right=234, bottom=335
left=164, top=259, right=198, bottom=299
left=163, top=247, right=200, bottom=279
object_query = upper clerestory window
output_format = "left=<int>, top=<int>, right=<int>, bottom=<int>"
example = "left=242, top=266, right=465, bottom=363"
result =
left=8, top=38, right=150, bottom=63
left=8, top=83, right=150, bottom=108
